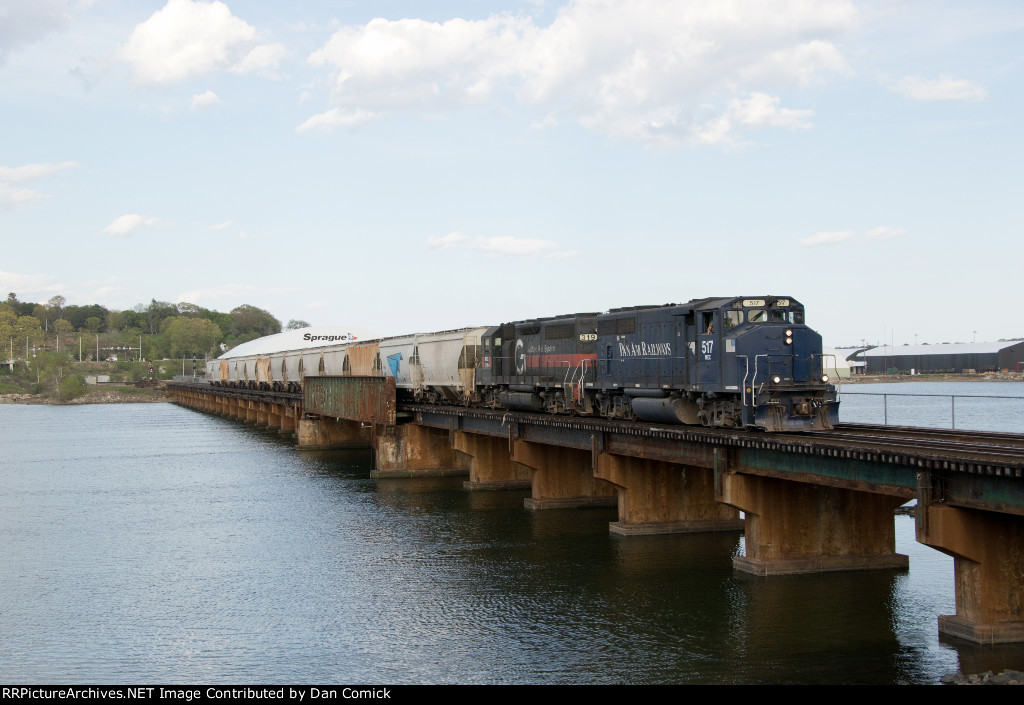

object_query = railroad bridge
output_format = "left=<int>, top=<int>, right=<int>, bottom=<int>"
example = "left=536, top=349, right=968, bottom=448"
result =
left=167, top=378, right=1024, bottom=645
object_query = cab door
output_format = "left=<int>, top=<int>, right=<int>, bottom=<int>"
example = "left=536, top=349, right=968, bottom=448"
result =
left=696, top=310, right=720, bottom=386
left=672, top=314, right=688, bottom=386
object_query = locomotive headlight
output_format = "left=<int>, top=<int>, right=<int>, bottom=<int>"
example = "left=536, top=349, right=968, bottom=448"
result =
left=785, top=329, right=793, bottom=337
left=772, top=375, right=781, bottom=384
left=821, top=374, right=829, bottom=383
left=785, top=337, right=793, bottom=345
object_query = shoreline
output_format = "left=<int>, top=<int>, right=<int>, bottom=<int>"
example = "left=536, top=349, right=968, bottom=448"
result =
left=842, top=372, right=1024, bottom=384
left=0, top=386, right=171, bottom=405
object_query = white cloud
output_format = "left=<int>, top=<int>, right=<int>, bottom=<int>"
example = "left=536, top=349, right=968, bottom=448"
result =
left=103, top=213, right=159, bottom=237
left=90, top=285, right=127, bottom=308
left=0, top=0, right=70, bottom=65
left=191, top=90, right=222, bottom=110
left=426, top=232, right=577, bottom=257
left=729, top=93, right=814, bottom=130
left=232, top=42, right=286, bottom=77
left=175, top=283, right=298, bottom=305
left=800, top=230, right=854, bottom=247
left=208, top=220, right=233, bottom=230
left=866, top=226, right=907, bottom=240
left=303, top=0, right=856, bottom=147
left=470, top=236, right=557, bottom=255
left=426, top=232, right=467, bottom=249
left=801, top=226, right=909, bottom=247
left=546, top=249, right=581, bottom=259
left=119, top=0, right=280, bottom=84
left=0, top=270, right=64, bottom=298
left=0, top=161, right=79, bottom=210
left=297, top=108, right=376, bottom=132
left=894, top=75, right=987, bottom=102
left=176, top=284, right=258, bottom=303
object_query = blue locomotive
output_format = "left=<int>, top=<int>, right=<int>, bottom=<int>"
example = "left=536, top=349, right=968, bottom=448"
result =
left=475, top=296, right=838, bottom=432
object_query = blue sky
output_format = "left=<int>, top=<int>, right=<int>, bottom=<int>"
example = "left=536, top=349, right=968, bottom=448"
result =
left=1, top=0, right=1021, bottom=347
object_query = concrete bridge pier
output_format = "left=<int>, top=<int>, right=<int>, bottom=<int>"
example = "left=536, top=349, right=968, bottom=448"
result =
left=453, top=432, right=531, bottom=490
left=595, top=454, right=744, bottom=535
left=512, top=440, right=616, bottom=510
left=266, top=404, right=283, bottom=431
left=720, top=472, right=909, bottom=575
left=916, top=500, right=1024, bottom=644
left=372, top=423, right=468, bottom=478
left=277, top=403, right=298, bottom=437
left=297, top=416, right=371, bottom=450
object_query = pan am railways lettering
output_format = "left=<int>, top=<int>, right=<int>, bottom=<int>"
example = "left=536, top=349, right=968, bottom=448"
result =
left=618, top=341, right=672, bottom=357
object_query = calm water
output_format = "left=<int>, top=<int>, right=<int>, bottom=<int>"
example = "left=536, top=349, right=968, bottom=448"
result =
left=839, top=381, right=1024, bottom=433
left=2, top=402, right=1023, bottom=684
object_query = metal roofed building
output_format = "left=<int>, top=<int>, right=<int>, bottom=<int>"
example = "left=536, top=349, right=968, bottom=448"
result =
left=860, top=341, right=1024, bottom=374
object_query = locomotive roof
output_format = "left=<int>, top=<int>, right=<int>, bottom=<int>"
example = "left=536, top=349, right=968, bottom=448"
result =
left=490, top=297, right=803, bottom=329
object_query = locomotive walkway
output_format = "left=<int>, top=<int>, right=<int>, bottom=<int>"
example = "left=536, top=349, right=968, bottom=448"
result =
left=166, top=379, right=1024, bottom=645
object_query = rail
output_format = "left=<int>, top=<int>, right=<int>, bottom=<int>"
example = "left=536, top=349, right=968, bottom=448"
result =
left=841, top=391, right=1024, bottom=431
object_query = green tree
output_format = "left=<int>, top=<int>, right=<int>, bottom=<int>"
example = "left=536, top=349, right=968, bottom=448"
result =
left=145, top=299, right=177, bottom=334
left=176, top=301, right=207, bottom=317
left=286, top=319, right=311, bottom=330
left=164, top=317, right=223, bottom=358
left=47, top=295, right=66, bottom=319
left=31, top=350, right=76, bottom=397
left=230, top=304, right=281, bottom=338
left=53, top=319, right=74, bottom=349
left=57, top=375, right=86, bottom=402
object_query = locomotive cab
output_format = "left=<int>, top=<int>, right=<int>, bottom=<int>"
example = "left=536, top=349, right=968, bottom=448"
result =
left=719, top=297, right=838, bottom=431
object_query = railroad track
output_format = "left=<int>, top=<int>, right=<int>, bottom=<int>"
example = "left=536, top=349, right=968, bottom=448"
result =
left=805, top=423, right=1024, bottom=464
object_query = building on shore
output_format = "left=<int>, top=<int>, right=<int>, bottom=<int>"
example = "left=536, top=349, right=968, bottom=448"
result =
left=858, top=341, right=1024, bottom=375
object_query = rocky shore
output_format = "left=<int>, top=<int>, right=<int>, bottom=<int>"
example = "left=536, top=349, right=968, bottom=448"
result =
left=941, top=669, right=1024, bottom=685
left=0, top=386, right=170, bottom=405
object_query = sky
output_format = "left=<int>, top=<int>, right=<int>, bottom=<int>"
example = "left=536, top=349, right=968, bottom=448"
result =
left=1, top=0, right=1021, bottom=347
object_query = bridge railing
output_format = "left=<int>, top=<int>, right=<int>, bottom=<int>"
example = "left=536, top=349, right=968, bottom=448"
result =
left=840, top=391, right=1024, bottom=432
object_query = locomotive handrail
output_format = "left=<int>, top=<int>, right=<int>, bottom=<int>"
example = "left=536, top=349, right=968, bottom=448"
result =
left=751, top=354, right=771, bottom=407
left=559, top=359, right=595, bottom=408
left=737, top=355, right=750, bottom=407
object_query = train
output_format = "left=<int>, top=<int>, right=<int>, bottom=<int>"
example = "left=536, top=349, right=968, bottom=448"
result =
left=206, top=296, right=839, bottom=432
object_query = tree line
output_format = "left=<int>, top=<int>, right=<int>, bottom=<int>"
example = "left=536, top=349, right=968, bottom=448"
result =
left=1, top=293, right=310, bottom=362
